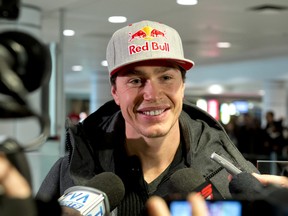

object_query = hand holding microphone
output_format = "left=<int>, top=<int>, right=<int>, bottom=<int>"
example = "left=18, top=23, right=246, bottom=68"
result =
left=0, top=171, right=127, bottom=216
left=0, top=152, right=31, bottom=198
left=0, top=152, right=38, bottom=216
left=252, top=172, right=288, bottom=188
left=211, top=152, right=288, bottom=214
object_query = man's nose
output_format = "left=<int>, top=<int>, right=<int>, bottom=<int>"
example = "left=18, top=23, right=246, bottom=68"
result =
left=142, top=80, right=161, bottom=101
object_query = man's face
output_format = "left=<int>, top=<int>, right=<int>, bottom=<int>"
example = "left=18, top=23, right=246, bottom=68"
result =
left=111, top=65, right=185, bottom=139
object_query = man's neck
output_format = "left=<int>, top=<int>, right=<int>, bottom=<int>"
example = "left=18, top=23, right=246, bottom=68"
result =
left=125, top=128, right=180, bottom=183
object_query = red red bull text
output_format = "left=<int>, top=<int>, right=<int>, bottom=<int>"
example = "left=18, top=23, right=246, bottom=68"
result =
left=129, top=41, right=170, bottom=55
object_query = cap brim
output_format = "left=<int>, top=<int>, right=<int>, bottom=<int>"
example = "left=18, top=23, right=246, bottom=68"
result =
left=109, top=58, right=194, bottom=77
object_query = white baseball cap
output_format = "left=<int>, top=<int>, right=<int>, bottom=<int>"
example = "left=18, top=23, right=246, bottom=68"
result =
left=106, top=20, right=194, bottom=77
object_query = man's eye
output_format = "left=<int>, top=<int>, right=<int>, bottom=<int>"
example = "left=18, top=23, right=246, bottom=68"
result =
left=162, top=75, right=172, bottom=80
left=129, top=78, right=142, bottom=85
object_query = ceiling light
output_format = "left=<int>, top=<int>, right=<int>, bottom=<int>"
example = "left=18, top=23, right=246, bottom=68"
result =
left=63, top=29, right=75, bottom=36
left=108, top=16, right=127, bottom=23
left=217, top=42, right=231, bottom=48
left=72, top=65, right=83, bottom=71
left=259, top=90, right=265, bottom=96
left=177, top=0, right=198, bottom=6
left=196, top=99, right=207, bottom=112
left=101, top=60, right=108, bottom=67
left=208, top=84, right=223, bottom=94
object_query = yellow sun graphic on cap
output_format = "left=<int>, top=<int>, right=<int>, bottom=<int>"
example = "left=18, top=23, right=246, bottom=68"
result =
left=142, top=26, right=153, bottom=40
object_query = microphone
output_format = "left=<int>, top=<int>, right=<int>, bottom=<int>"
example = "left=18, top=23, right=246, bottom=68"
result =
left=229, top=172, right=288, bottom=215
left=229, top=172, right=288, bottom=205
left=229, top=172, right=264, bottom=201
left=58, top=172, right=125, bottom=216
left=169, top=168, right=222, bottom=199
left=210, top=152, right=242, bottom=176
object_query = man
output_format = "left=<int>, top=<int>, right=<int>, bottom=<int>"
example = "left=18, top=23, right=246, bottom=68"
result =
left=37, top=20, right=259, bottom=215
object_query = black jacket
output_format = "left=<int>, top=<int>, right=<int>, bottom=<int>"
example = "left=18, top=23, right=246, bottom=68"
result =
left=37, top=100, right=258, bottom=215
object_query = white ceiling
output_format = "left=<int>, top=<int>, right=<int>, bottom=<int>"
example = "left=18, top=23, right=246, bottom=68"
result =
left=22, top=0, right=288, bottom=98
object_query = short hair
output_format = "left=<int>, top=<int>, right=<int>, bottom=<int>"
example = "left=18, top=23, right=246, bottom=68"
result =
left=110, top=66, right=186, bottom=87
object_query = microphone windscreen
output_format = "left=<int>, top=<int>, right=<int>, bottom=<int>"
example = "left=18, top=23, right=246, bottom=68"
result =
left=229, top=173, right=288, bottom=213
left=267, top=186, right=288, bottom=208
left=229, top=172, right=263, bottom=200
left=84, top=172, right=125, bottom=211
left=169, top=168, right=206, bottom=193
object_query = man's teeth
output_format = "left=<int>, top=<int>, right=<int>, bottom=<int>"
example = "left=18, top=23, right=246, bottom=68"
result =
left=143, top=109, right=165, bottom=116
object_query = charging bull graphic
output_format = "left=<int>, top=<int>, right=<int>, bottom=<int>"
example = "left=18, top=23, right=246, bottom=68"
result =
left=129, top=25, right=166, bottom=42
left=129, top=29, right=147, bottom=42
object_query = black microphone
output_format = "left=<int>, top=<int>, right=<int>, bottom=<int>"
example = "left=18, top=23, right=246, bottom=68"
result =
left=58, top=172, right=125, bottom=216
left=84, top=172, right=125, bottom=211
left=169, top=168, right=222, bottom=199
left=229, top=172, right=288, bottom=205
left=229, top=172, right=264, bottom=200
left=229, top=172, right=288, bottom=215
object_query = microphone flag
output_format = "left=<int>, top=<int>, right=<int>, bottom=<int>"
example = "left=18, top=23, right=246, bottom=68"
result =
left=58, top=186, right=110, bottom=216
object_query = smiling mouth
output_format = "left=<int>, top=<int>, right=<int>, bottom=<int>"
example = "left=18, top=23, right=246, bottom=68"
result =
left=140, top=109, right=166, bottom=116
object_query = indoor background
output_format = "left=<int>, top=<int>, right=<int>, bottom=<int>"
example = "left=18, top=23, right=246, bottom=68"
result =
left=0, top=0, right=288, bottom=194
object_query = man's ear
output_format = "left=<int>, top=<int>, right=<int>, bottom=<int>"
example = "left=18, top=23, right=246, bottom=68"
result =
left=111, top=85, right=120, bottom=105
left=182, top=83, right=185, bottom=99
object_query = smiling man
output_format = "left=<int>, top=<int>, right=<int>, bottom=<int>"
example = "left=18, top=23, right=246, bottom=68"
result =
left=112, top=65, right=185, bottom=184
left=37, top=20, right=259, bottom=216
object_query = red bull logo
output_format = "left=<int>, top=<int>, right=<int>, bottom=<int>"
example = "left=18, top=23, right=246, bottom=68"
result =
left=150, top=28, right=166, bottom=38
left=128, top=25, right=169, bottom=55
left=129, top=25, right=166, bottom=42
left=129, top=29, right=147, bottom=42
left=197, top=184, right=213, bottom=200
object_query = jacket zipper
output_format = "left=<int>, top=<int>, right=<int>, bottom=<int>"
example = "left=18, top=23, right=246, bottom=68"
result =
left=205, top=167, right=224, bottom=181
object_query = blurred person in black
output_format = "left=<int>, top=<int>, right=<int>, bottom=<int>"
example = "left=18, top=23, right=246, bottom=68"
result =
left=236, top=113, right=267, bottom=161
left=264, top=111, right=285, bottom=157
left=234, top=113, right=254, bottom=155
left=223, top=115, right=240, bottom=148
